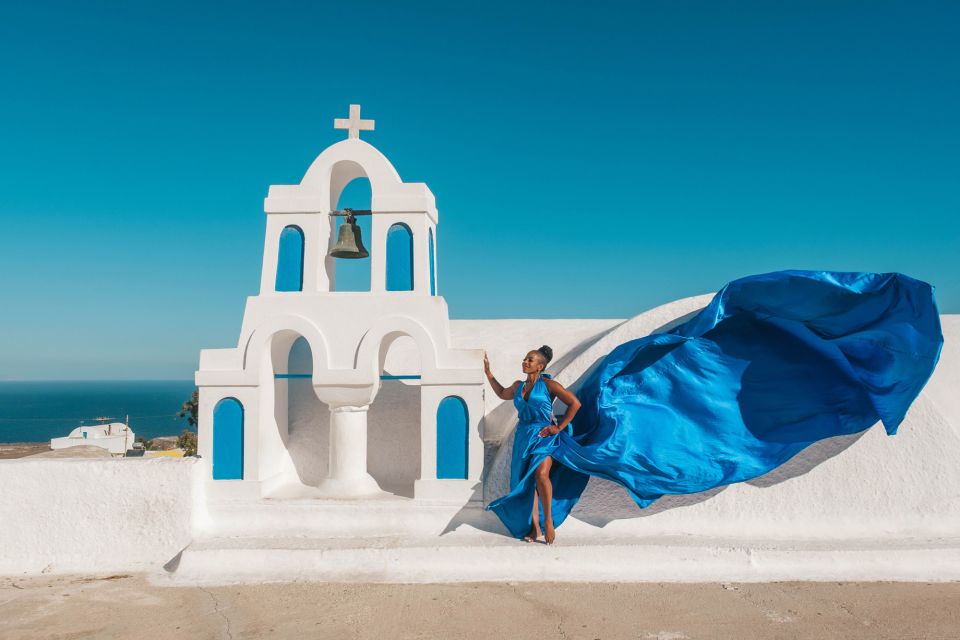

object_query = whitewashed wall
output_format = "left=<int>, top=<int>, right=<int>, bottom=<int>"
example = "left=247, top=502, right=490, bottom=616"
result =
left=450, top=319, right=626, bottom=438
left=2, top=311, right=955, bottom=577
left=0, top=458, right=196, bottom=575
left=282, top=323, right=625, bottom=499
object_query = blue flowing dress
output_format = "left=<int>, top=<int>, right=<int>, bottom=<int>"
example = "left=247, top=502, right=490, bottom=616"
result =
left=487, top=270, right=944, bottom=540
left=506, top=372, right=555, bottom=492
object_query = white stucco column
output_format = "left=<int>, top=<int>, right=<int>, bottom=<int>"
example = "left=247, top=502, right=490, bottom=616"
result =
left=412, top=218, right=430, bottom=295
left=315, top=405, right=383, bottom=497
left=370, top=216, right=387, bottom=293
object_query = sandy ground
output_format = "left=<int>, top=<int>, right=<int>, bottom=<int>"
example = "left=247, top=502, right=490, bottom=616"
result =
left=0, top=437, right=182, bottom=459
left=25, top=445, right=114, bottom=459
left=0, top=443, right=115, bottom=459
left=1, top=574, right=958, bottom=639
left=0, top=443, right=50, bottom=459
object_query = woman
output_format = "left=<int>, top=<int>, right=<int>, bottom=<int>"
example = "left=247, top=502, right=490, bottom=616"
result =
left=482, top=270, right=943, bottom=544
left=483, top=346, right=581, bottom=544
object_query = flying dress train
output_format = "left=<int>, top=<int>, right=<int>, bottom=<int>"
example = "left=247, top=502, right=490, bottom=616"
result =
left=486, top=270, right=944, bottom=539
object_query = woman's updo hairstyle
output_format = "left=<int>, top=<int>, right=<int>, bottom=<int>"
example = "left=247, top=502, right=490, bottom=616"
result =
left=536, top=345, right=554, bottom=365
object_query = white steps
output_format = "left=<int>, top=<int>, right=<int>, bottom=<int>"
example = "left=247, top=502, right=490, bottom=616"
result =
left=157, top=529, right=960, bottom=585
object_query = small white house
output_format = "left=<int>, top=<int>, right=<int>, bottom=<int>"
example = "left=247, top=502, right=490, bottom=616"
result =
left=50, top=422, right=135, bottom=455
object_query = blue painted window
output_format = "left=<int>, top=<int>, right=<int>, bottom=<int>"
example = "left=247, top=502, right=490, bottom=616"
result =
left=428, top=228, right=436, bottom=296
left=436, top=396, right=468, bottom=479
left=213, top=398, right=244, bottom=480
left=386, top=223, right=414, bottom=292
left=275, top=226, right=305, bottom=292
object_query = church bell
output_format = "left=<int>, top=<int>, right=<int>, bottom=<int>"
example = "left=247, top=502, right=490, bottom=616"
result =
left=329, top=212, right=369, bottom=259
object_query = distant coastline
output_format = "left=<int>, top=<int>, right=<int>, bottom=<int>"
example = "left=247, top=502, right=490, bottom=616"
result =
left=0, top=380, right=196, bottom=444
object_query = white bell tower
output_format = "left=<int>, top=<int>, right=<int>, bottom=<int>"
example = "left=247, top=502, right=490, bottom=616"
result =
left=195, top=105, right=484, bottom=506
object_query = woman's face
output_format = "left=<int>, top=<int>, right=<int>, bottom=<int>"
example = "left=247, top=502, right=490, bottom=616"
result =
left=522, top=351, right=544, bottom=375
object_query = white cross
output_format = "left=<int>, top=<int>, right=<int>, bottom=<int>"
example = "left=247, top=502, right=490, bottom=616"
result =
left=334, top=104, right=375, bottom=140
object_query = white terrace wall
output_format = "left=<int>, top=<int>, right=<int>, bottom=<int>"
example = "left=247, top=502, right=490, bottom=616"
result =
left=1, top=311, right=956, bottom=576
left=0, top=459, right=196, bottom=575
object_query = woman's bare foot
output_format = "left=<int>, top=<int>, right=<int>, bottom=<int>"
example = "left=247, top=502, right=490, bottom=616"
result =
left=523, top=525, right=542, bottom=543
left=544, top=520, right=556, bottom=545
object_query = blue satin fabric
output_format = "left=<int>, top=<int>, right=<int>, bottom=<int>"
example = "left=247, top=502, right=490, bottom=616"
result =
left=507, top=373, right=555, bottom=490
left=487, top=270, right=943, bottom=539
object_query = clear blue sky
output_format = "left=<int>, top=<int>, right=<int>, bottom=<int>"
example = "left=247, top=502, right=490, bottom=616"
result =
left=1, top=1, right=957, bottom=380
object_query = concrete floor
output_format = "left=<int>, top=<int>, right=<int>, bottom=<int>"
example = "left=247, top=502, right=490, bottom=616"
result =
left=1, top=574, right=958, bottom=639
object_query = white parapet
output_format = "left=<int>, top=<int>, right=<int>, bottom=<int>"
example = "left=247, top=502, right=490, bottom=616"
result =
left=0, top=458, right=195, bottom=575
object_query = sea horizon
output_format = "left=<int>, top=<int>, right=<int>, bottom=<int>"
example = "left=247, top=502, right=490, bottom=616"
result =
left=0, top=380, right=197, bottom=444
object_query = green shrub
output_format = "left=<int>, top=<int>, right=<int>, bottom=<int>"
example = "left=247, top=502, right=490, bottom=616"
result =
left=177, top=430, right=198, bottom=457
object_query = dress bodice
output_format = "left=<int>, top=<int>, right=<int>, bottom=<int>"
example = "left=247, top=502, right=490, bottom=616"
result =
left=513, top=373, right=554, bottom=427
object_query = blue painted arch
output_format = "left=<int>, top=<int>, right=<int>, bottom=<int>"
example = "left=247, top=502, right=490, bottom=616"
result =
left=212, top=398, right=244, bottom=480
left=287, top=336, right=313, bottom=376
left=275, top=225, right=305, bottom=292
left=386, top=223, right=414, bottom=292
left=436, top=396, right=468, bottom=479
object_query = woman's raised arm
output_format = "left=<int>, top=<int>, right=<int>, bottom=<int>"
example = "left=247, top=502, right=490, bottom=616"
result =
left=484, top=352, right=518, bottom=400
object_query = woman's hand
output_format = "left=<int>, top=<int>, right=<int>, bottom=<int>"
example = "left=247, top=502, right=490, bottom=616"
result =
left=538, top=425, right=562, bottom=437
left=484, top=354, right=517, bottom=400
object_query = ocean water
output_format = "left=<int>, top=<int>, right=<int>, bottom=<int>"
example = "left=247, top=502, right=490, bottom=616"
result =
left=0, top=381, right=196, bottom=443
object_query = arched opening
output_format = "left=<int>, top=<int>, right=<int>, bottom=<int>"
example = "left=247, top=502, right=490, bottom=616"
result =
left=212, top=398, right=244, bottom=480
left=368, top=333, right=421, bottom=497
left=428, top=227, right=436, bottom=296
left=386, top=223, right=414, bottom=292
left=275, top=225, right=305, bottom=292
left=333, top=178, right=372, bottom=291
left=268, top=333, right=328, bottom=488
left=437, top=396, right=468, bottom=479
